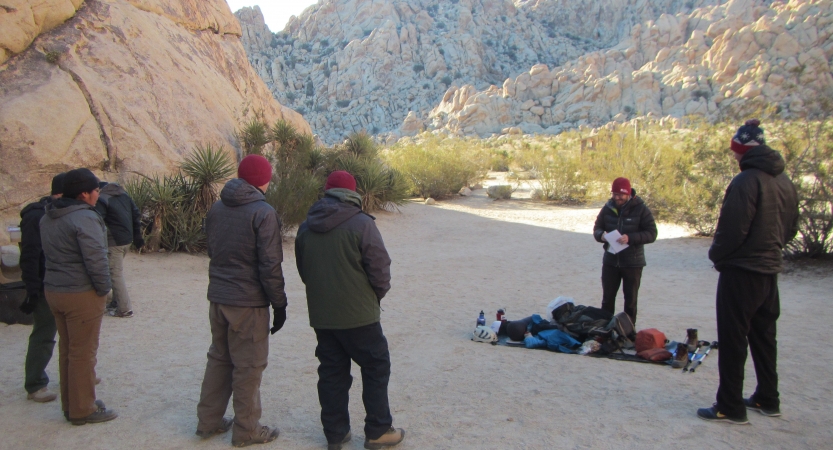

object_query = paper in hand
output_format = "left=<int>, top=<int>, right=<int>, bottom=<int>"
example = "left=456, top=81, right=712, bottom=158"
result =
left=604, top=230, right=629, bottom=254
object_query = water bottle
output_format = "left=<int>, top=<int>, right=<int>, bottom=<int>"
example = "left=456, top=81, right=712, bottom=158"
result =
left=476, top=310, right=486, bottom=327
left=497, top=308, right=506, bottom=322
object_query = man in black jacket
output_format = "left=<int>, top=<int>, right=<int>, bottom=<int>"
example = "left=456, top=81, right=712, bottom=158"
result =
left=196, top=154, right=286, bottom=447
left=95, top=181, right=143, bottom=318
left=593, top=177, right=658, bottom=324
left=697, top=120, right=799, bottom=425
left=18, top=173, right=64, bottom=403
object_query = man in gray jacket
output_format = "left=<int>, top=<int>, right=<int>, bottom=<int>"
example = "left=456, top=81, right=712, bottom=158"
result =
left=40, top=168, right=117, bottom=425
left=196, top=154, right=287, bottom=447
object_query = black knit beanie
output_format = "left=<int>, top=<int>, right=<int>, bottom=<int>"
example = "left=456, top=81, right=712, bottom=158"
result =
left=62, top=168, right=100, bottom=199
left=51, top=172, right=67, bottom=195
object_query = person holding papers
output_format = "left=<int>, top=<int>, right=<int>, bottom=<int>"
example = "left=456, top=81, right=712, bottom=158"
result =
left=592, top=177, right=657, bottom=324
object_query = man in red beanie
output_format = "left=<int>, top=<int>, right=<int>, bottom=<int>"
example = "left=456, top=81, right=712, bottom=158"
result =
left=295, top=171, right=405, bottom=450
left=592, top=177, right=657, bottom=324
left=697, top=120, right=798, bottom=424
left=196, top=154, right=287, bottom=446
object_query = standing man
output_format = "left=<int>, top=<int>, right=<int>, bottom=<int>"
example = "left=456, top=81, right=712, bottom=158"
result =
left=19, top=172, right=65, bottom=403
left=697, top=119, right=799, bottom=424
left=593, top=177, right=658, bottom=324
left=40, top=168, right=117, bottom=425
left=295, top=171, right=405, bottom=450
left=96, top=181, right=144, bottom=318
left=196, top=154, right=286, bottom=447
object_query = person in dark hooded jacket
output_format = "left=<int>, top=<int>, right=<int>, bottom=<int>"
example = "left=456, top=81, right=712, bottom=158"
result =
left=593, top=177, right=657, bottom=324
left=697, top=120, right=799, bottom=425
left=95, top=181, right=143, bottom=318
left=196, top=155, right=285, bottom=447
left=295, top=171, right=404, bottom=450
left=18, top=172, right=65, bottom=403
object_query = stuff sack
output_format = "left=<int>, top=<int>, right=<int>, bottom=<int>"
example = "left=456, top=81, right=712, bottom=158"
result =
left=635, top=328, right=667, bottom=353
left=604, top=312, right=636, bottom=351
left=637, top=348, right=673, bottom=362
left=472, top=325, right=498, bottom=344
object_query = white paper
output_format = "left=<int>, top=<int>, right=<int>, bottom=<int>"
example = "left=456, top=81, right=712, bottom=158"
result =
left=604, top=230, right=629, bottom=254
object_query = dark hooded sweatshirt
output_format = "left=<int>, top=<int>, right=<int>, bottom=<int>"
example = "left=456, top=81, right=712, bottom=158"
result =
left=295, top=189, right=392, bottom=330
left=205, top=178, right=287, bottom=309
left=19, top=196, right=54, bottom=296
left=95, top=182, right=142, bottom=247
left=709, top=145, right=799, bottom=274
left=593, top=189, right=658, bottom=267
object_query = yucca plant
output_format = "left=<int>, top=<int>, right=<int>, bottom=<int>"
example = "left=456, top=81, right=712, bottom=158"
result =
left=180, top=143, right=236, bottom=213
left=271, top=119, right=299, bottom=150
left=343, top=131, right=378, bottom=159
left=144, top=175, right=183, bottom=252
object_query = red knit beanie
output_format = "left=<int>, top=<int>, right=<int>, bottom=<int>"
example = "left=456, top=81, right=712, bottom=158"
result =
left=325, top=170, right=357, bottom=192
left=238, top=155, right=272, bottom=187
left=611, top=177, right=631, bottom=195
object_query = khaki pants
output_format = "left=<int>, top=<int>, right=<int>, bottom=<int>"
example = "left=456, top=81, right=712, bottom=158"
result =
left=108, top=244, right=132, bottom=314
left=197, top=303, right=270, bottom=441
left=45, top=290, right=106, bottom=419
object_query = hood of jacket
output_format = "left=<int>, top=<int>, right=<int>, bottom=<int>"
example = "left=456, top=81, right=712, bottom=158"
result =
left=20, top=196, right=52, bottom=219
left=45, top=197, right=95, bottom=219
left=604, top=188, right=643, bottom=215
left=220, top=178, right=265, bottom=207
left=100, top=182, right=126, bottom=198
left=306, top=189, right=363, bottom=233
left=740, top=145, right=785, bottom=176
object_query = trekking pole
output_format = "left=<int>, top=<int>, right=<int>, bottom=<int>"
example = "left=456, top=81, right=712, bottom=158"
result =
left=689, top=341, right=718, bottom=373
left=682, top=340, right=707, bottom=373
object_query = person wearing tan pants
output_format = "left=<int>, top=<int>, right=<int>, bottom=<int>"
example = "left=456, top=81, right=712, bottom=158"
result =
left=40, top=168, right=117, bottom=425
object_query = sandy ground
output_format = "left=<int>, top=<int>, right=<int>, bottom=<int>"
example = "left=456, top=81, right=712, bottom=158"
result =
left=2, top=185, right=833, bottom=450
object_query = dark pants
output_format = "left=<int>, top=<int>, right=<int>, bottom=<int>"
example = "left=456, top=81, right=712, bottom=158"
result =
left=25, top=293, right=57, bottom=394
left=197, top=303, right=270, bottom=442
left=600, top=265, right=643, bottom=324
left=314, top=322, right=393, bottom=444
left=715, top=267, right=780, bottom=418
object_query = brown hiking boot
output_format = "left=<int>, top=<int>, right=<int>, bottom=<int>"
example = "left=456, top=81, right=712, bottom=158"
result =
left=685, top=329, right=699, bottom=352
left=364, top=427, right=405, bottom=449
left=672, top=342, right=689, bottom=369
left=232, top=425, right=279, bottom=447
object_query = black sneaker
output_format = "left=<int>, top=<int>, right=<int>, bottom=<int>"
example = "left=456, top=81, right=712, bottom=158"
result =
left=744, top=398, right=781, bottom=417
left=328, top=431, right=352, bottom=450
left=697, top=405, right=749, bottom=424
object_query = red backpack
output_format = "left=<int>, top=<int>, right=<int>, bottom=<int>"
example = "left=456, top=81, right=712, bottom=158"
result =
left=635, top=328, right=667, bottom=353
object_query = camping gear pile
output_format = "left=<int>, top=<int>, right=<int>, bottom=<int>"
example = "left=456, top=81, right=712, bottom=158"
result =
left=471, top=297, right=716, bottom=371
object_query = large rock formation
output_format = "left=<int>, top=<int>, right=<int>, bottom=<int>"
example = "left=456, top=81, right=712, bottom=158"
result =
left=430, top=0, right=833, bottom=137
left=236, top=0, right=715, bottom=144
left=0, top=0, right=309, bottom=246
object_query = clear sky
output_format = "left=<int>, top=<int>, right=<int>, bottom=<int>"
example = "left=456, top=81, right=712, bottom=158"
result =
left=225, top=1, right=319, bottom=32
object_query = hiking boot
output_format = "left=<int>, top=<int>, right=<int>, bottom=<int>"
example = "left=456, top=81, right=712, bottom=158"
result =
left=196, top=417, right=233, bottom=439
left=27, top=387, right=57, bottom=403
left=70, top=403, right=118, bottom=425
left=744, top=397, right=781, bottom=417
left=232, top=425, right=279, bottom=447
left=109, top=309, right=133, bottom=318
left=696, top=405, right=748, bottom=425
left=364, top=427, right=405, bottom=449
left=671, top=342, right=688, bottom=369
left=685, top=328, right=699, bottom=352
left=106, top=300, right=117, bottom=311
left=328, top=431, right=352, bottom=450
left=65, top=400, right=105, bottom=421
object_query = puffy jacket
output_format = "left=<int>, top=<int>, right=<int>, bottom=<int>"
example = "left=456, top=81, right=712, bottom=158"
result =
left=205, top=178, right=287, bottom=309
left=18, top=196, right=53, bottom=296
left=709, top=145, right=799, bottom=274
left=593, top=191, right=658, bottom=267
left=40, top=198, right=111, bottom=296
left=295, top=189, right=391, bottom=330
left=95, top=182, right=142, bottom=247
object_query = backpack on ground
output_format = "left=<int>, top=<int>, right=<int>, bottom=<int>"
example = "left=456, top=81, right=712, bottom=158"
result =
left=635, top=328, right=667, bottom=353
left=603, top=312, right=636, bottom=352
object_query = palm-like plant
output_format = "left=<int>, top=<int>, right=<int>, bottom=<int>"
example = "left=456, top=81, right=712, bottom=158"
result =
left=237, top=119, right=270, bottom=155
left=343, top=131, right=377, bottom=158
left=180, top=143, right=236, bottom=213
left=144, top=175, right=183, bottom=252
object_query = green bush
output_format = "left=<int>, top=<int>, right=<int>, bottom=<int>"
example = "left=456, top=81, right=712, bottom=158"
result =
left=487, top=185, right=512, bottom=199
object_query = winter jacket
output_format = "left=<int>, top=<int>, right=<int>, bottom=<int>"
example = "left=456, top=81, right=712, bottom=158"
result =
left=205, top=178, right=287, bottom=309
left=295, top=189, right=392, bottom=330
left=40, top=198, right=111, bottom=296
left=593, top=191, right=658, bottom=267
left=709, top=145, right=799, bottom=274
left=95, top=183, right=142, bottom=247
left=18, top=196, right=53, bottom=296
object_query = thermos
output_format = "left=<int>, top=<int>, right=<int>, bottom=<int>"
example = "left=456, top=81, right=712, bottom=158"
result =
left=497, top=308, right=506, bottom=322
left=477, top=310, right=486, bottom=327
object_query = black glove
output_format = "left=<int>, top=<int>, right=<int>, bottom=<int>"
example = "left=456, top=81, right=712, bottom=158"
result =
left=19, top=293, right=38, bottom=314
left=133, top=235, right=145, bottom=250
left=270, top=307, right=286, bottom=335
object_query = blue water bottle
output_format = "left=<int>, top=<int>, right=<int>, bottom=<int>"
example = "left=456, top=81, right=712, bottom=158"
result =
left=477, top=310, right=486, bottom=327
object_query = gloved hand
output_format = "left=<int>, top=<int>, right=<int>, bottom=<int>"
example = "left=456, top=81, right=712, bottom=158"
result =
left=133, top=235, right=145, bottom=251
left=270, top=307, right=286, bottom=334
left=19, top=293, right=38, bottom=314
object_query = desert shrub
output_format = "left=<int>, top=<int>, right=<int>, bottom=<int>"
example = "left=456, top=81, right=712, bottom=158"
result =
left=440, top=75, right=452, bottom=86
left=180, top=143, right=236, bottom=212
left=384, top=135, right=488, bottom=199
left=336, top=99, right=350, bottom=108
left=413, top=64, right=424, bottom=73
left=236, top=119, right=270, bottom=155
left=487, top=185, right=513, bottom=199
left=330, top=132, right=410, bottom=211
left=45, top=51, right=60, bottom=64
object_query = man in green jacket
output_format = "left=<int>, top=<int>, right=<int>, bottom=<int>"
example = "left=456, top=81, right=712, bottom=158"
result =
left=295, top=171, right=404, bottom=450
